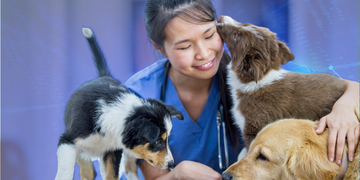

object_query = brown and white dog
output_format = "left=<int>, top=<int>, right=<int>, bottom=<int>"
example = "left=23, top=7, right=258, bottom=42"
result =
left=216, top=16, right=349, bottom=160
left=221, top=104, right=359, bottom=180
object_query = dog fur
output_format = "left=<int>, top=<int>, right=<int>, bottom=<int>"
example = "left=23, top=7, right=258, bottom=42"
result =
left=216, top=16, right=349, bottom=160
left=55, top=28, right=183, bottom=180
left=221, top=103, right=359, bottom=180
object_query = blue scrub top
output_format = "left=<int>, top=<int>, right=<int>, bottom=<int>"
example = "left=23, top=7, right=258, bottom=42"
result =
left=119, top=59, right=243, bottom=179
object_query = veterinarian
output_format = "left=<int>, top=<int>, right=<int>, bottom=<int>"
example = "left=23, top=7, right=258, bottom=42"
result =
left=123, top=0, right=360, bottom=179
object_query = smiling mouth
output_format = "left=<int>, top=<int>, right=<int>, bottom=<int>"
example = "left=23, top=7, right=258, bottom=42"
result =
left=195, top=59, right=215, bottom=70
left=200, top=60, right=213, bottom=67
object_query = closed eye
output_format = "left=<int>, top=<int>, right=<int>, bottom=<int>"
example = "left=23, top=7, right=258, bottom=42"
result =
left=177, top=45, right=191, bottom=50
left=205, top=32, right=215, bottom=39
left=257, top=153, right=268, bottom=161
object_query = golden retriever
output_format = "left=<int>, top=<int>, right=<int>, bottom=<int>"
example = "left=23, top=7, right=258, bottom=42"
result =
left=221, top=105, right=359, bottom=180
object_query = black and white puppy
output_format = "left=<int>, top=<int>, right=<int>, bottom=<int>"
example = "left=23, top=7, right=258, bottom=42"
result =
left=55, top=28, right=183, bottom=180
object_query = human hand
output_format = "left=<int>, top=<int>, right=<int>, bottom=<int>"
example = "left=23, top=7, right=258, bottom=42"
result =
left=316, top=104, right=359, bottom=164
left=172, top=161, right=222, bottom=180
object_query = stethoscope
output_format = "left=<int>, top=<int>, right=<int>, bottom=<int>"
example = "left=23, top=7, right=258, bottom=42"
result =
left=161, top=60, right=229, bottom=172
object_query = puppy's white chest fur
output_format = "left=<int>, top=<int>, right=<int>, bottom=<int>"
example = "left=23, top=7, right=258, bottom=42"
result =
left=75, top=133, right=123, bottom=160
left=227, top=63, right=288, bottom=133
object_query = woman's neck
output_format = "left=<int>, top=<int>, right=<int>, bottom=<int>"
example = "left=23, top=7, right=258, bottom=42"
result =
left=168, top=66, right=214, bottom=121
left=168, top=66, right=213, bottom=94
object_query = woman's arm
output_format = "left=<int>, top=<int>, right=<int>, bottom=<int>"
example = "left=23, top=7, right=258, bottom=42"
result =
left=316, top=79, right=359, bottom=164
left=139, top=161, right=222, bottom=180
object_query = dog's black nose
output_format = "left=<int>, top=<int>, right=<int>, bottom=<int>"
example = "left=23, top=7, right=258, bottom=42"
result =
left=168, top=160, right=174, bottom=169
left=221, top=172, right=233, bottom=180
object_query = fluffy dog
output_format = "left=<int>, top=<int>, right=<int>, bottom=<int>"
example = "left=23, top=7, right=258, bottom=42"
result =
left=216, top=16, right=349, bottom=160
left=55, top=28, right=183, bottom=180
left=221, top=104, right=359, bottom=180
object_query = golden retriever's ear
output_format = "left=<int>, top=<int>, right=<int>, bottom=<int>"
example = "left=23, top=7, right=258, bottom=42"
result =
left=277, top=41, right=294, bottom=65
left=286, top=137, right=339, bottom=179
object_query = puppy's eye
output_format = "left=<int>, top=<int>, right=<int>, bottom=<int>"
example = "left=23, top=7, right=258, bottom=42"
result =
left=155, top=139, right=162, bottom=145
left=233, top=32, right=237, bottom=42
left=257, top=153, right=268, bottom=161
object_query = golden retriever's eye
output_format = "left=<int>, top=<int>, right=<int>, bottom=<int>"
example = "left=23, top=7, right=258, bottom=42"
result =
left=257, top=153, right=268, bottom=161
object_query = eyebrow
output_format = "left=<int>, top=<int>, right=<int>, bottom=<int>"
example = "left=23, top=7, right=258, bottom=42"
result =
left=173, top=26, right=214, bottom=46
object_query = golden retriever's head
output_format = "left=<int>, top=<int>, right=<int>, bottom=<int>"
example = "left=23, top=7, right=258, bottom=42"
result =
left=221, top=119, right=340, bottom=180
left=216, top=16, right=294, bottom=83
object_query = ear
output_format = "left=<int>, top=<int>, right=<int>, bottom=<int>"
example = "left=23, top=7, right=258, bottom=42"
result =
left=166, top=105, right=184, bottom=120
left=150, top=39, right=167, bottom=57
left=143, top=122, right=160, bottom=143
left=239, top=48, right=266, bottom=83
left=286, top=137, right=339, bottom=179
left=277, top=41, right=294, bottom=65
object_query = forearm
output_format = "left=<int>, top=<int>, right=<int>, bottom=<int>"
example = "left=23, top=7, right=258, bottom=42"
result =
left=153, top=170, right=176, bottom=180
left=139, top=161, right=174, bottom=180
left=333, top=80, right=359, bottom=109
left=140, top=160, right=222, bottom=180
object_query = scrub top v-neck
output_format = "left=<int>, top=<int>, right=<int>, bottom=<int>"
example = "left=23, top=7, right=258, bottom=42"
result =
left=164, top=75, right=222, bottom=170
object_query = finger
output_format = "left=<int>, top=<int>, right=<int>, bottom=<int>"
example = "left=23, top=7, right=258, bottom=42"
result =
left=346, top=128, right=355, bottom=161
left=328, top=129, right=337, bottom=162
left=335, top=129, right=346, bottom=164
left=316, top=117, right=327, bottom=134
left=355, top=126, right=359, bottom=146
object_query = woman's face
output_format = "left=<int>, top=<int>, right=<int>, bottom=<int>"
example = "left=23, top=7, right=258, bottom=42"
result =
left=161, top=17, right=224, bottom=80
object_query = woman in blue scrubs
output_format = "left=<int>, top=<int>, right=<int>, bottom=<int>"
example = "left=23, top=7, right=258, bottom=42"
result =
left=124, top=0, right=359, bottom=179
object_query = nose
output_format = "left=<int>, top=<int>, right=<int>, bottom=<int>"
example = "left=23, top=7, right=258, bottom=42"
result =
left=168, top=160, right=174, bottom=169
left=217, top=15, right=224, bottom=23
left=217, top=15, right=234, bottom=25
left=221, top=172, right=233, bottom=180
left=195, top=42, right=210, bottom=60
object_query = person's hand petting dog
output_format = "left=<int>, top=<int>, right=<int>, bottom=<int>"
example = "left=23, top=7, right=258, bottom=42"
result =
left=172, top=161, right=222, bottom=180
left=316, top=80, right=359, bottom=164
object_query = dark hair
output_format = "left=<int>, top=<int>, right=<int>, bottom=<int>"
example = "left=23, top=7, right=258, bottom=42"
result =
left=144, top=0, right=239, bottom=150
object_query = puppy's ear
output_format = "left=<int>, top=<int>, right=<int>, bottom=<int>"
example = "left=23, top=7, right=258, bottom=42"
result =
left=143, top=122, right=160, bottom=143
left=166, top=105, right=184, bottom=120
left=239, top=48, right=267, bottom=83
left=277, top=41, right=294, bottom=65
left=286, top=136, right=339, bottom=179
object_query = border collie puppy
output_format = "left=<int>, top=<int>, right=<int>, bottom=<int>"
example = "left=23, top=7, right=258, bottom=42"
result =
left=216, top=16, right=347, bottom=160
left=55, top=28, right=183, bottom=180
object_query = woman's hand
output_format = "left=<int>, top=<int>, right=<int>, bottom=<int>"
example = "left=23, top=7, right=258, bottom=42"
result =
left=139, top=160, right=221, bottom=180
left=172, top=161, right=222, bottom=180
left=315, top=80, right=359, bottom=164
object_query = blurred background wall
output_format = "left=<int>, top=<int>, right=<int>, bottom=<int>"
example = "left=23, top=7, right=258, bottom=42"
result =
left=2, top=0, right=358, bottom=179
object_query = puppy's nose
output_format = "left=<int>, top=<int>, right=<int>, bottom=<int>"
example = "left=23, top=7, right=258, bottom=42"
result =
left=221, top=172, right=233, bottom=180
left=168, top=160, right=174, bottom=169
left=217, top=15, right=224, bottom=23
